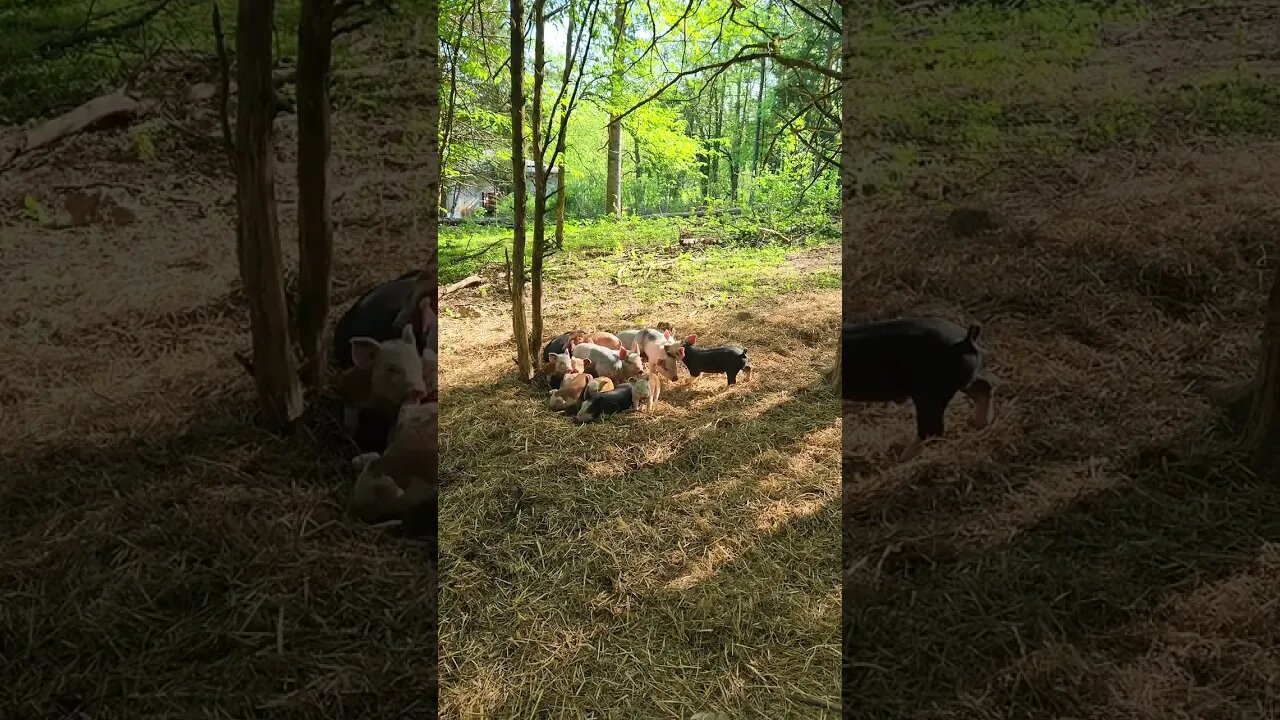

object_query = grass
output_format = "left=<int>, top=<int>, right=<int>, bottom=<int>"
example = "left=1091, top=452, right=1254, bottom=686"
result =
left=844, top=2, right=1280, bottom=717
left=437, top=286, right=841, bottom=718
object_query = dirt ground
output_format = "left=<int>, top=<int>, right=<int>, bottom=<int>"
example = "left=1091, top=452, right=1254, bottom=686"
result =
left=844, top=5, right=1280, bottom=718
left=0, top=106, right=437, bottom=715
left=436, top=264, right=841, bottom=716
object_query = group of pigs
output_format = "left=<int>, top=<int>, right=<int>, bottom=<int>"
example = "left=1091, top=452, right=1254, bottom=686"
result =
left=315, top=274, right=1002, bottom=530
left=330, top=270, right=439, bottom=534
left=537, top=326, right=753, bottom=422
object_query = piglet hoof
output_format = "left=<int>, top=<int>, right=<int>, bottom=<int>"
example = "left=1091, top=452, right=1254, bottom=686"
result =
left=351, top=452, right=380, bottom=470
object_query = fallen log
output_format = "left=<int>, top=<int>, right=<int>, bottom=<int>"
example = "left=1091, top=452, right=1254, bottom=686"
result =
left=1, top=91, right=146, bottom=167
left=440, top=275, right=484, bottom=297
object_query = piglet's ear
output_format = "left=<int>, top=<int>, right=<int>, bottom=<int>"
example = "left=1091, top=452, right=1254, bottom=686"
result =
left=350, top=338, right=380, bottom=369
left=686, top=335, right=697, bottom=345
left=618, top=346, right=628, bottom=358
left=678, top=346, right=686, bottom=358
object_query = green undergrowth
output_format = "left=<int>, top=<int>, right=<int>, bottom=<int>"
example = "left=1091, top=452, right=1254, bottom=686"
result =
left=440, top=215, right=839, bottom=308
left=845, top=1, right=1280, bottom=199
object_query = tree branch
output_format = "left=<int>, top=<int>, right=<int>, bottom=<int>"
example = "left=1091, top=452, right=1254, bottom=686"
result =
left=212, top=2, right=236, bottom=174
left=614, top=43, right=837, bottom=126
left=786, top=0, right=839, bottom=34
left=38, top=0, right=181, bottom=58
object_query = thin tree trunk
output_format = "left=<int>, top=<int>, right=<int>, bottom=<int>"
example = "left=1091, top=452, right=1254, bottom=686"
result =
left=632, top=131, right=642, bottom=213
left=835, top=0, right=855, bottom=393
left=555, top=159, right=566, bottom=251
left=604, top=0, right=626, bottom=218
left=508, top=0, right=533, bottom=380
left=236, top=0, right=303, bottom=430
left=750, top=55, right=767, bottom=204
left=295, top=0, right=335, bottom=388
left=711, top=80, right=722, bottom=192
left=1244, top=267, right=1280, bottom=472
left=423, top=0, right=441, bottom=299
left=528, top=0, right=547, bottom=359
left=439, top=4, right=465, bottom=220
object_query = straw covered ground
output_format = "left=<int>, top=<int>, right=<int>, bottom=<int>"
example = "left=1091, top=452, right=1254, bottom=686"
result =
left=845, top=2, right=1280, bottom=718
left=436, top=241, right=842, bottom=716
left=0, top=64, right=439, bottom=718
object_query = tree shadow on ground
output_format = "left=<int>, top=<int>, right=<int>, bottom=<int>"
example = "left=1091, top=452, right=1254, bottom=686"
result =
left=843, top=416, right=1280, bottom=719
left=2, top=388, right=438, bottom=719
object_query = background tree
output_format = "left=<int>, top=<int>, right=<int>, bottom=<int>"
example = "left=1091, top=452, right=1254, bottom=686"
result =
left=527, top=0, right=597, bottom=358
left=830, top=0, right=853, bottom=391
left=604, top=0, right=627, bottom=218
left=507, top=0, right=534, bottom=380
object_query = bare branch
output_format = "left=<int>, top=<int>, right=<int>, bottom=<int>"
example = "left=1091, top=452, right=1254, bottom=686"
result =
left=38, top=0, right=181, bottom=58
left=786, top=0, right=839, bottom=34
left=212, top=2, right=236, bottom=174
left=614, top=43, right=837, bottom=126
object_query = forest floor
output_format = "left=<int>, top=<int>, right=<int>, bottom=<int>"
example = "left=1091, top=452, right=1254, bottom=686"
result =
left=435, top=222, right=841, bottom=716
left=844, top=2, right=1280, bottom=718
left=0, top=60, right=443, bottom=720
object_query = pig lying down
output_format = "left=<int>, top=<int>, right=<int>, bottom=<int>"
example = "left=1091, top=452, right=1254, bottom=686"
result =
left=540, top=330, right=589, bottom=389
left=547, top=358, right=590, bottom=411
left=332, top=271, right=428, bottom=369
left=331, top=270, right=435, bottom=451
left=842, top=316, right=995, bottom=455
left=574, top=382, right=636, bottom=423
left=351, top=399, right=437, bottom=536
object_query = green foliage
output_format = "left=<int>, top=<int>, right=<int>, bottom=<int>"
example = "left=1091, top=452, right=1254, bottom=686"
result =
left=22, top=195, right=51, bottom=226
left=441, top=215, right=839, bottom=310
left=131, top=126, right=157, bottom=161
left=1165, top=74, right=1280, bottom=136
left=0, top=0, right=304, bottom=123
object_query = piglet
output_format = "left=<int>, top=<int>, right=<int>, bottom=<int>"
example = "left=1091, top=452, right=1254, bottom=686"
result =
left=351, top=399, right=437, bottom=536
left=842, top=316, right=995, bottom=451
left=629, top=373, right=660, bottom=412
left=540, top=330, right=589, bottom=388
left=617, top=327, right=683, bottom=382
left=338, top=323, right=428, bottom=452
left=548, top=362, right=590, bottom=411
left=678, top=335, right=752, bottom=386
left=584, top=331, right=623, bottom=350
left=585, top=376, right=614, bottom=399
left=574, top=383, right=635, bottom=423
left=572, top=342, right=644, bottom=383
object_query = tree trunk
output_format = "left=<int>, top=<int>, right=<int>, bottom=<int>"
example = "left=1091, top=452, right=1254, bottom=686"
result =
left=555, top=164, right=566, bottom=250
left=604, top=0, right=626, bottom=218
left=423, top=0, right=441, bottom=266
left=750, top=55, right=767, bottom=204
left=508, top=0, right=533, bottom=380
left=295, top=0, right=335, bottom=388
left=836, top=0, right=855, bottom=394
left=711, top=80, right=722, bottom=192
left=528, top=0, right=547, bottom=360
left=1244, top=267, right=1280, bottom=473
left=236, top=0, right=303, bottom=430
left=632, top=132, right=643, bottom=214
